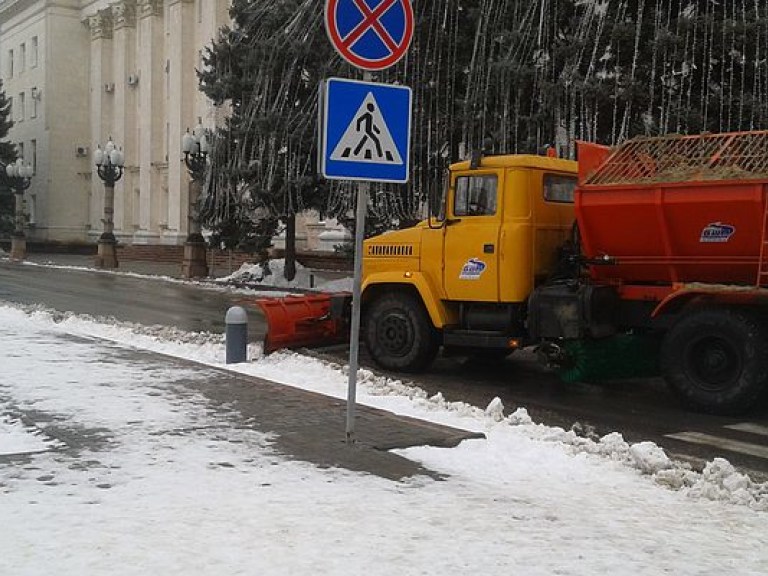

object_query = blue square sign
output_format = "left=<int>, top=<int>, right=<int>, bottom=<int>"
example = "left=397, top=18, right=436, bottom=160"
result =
left=320, top=77, right=411, bottom=183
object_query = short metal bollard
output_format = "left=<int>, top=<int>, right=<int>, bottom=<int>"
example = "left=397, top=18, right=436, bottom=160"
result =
left=225, top=306, right=248, bottom=364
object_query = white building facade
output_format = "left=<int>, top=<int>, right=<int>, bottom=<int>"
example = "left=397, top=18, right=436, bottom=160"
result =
left=0, top=0, right=230, bottom=246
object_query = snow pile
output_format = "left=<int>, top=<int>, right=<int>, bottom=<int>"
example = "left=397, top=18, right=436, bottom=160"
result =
left=500, top=407, right=768, bottom=511
left=217, top=258, right=353, bottom=292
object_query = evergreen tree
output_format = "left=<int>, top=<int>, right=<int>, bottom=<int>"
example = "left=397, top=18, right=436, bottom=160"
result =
left=0, top=79, right=17, bottom=237
left=198, top=0, right=768, bottom=253
left=198, top=0, right=337, bottom=268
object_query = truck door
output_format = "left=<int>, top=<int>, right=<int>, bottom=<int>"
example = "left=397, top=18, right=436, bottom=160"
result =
left=443, top=172, right=501, bottom=301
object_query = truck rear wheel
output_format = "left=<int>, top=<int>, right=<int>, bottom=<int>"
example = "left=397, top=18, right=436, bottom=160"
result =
left=660, top=307, right=768, bottom=415
left=364, top=292, right=439, bottom=372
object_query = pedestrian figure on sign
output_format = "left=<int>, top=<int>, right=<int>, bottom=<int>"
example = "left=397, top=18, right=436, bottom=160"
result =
left=354, top=103, right=383, bottom=159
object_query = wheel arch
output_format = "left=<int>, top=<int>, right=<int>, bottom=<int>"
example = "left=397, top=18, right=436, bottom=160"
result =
left=362, top=271, right=454, bottom=329
left=653, top=287, right=768, bottom=319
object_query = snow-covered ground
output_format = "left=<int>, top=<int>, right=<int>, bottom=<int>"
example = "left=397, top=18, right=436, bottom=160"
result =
left=1, top=302, right=767, bottom=575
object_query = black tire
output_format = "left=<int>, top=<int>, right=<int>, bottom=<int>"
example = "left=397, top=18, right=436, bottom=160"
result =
left=660, top=307, right=768, bottom=415
left=363, top=292, right=439, bottom=372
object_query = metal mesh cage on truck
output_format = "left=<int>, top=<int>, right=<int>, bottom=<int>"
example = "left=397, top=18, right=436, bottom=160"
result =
left=583, top=131, right=768, bottom=186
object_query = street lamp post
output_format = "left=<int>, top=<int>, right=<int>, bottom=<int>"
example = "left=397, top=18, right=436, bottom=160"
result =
left=3, top=159, right=33, bottom=261
left=181, top=122, right=209, bottom=278
left=93, top=138, right=124, bottom=269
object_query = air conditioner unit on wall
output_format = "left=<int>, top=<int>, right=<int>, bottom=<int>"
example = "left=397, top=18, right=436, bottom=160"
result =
left=127, top=74, right=139, bottom=86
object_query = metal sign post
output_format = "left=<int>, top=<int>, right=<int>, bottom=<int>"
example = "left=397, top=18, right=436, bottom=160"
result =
left=345, top=149, right=370, bottom=441
left=323, top=0, right=414, bottom=443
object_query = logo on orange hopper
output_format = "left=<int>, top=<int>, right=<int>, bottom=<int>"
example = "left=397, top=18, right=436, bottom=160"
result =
left=700, top=222, right=735, bottom=243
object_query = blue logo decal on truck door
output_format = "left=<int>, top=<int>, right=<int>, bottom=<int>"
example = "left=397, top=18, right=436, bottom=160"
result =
left=459, top=258, right=487, bottom=280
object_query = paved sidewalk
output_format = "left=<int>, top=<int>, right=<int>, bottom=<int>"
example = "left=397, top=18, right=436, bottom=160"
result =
left=176, top=353, right=484, bottom=480
left=42, top=341, right=482, bottom=482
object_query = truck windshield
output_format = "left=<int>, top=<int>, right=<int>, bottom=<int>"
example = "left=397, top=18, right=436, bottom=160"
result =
left=454, top=175, right=497, bottom=216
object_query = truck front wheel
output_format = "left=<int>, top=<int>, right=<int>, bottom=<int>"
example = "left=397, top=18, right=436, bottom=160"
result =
left=661, top=307, right=768, bottom=415
left=364, top=292, right=439, bottom=372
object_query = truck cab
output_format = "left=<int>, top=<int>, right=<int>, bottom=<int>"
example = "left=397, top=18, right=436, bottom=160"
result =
left=361, top=154, right=578, bottom=371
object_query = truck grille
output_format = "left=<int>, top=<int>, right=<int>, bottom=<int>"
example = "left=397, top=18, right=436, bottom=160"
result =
left=367, top=244, right=414, bottom=257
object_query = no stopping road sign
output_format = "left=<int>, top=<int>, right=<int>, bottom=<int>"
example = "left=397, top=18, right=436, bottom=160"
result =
left=325, top=0, right=414, bottom=71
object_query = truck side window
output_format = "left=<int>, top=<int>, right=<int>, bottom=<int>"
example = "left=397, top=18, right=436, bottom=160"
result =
left=543, top=174, right=576, bottom=203
left=454, top=175, right=497, bottom=216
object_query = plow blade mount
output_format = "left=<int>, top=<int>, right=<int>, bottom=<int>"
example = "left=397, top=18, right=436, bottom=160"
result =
left=256, top=293, right=351, bottom=354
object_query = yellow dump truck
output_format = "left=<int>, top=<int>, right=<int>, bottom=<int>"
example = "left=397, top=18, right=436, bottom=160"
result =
left=260, top=152, right=578, bottom=370
left=358, top=153, right=577, bottom=370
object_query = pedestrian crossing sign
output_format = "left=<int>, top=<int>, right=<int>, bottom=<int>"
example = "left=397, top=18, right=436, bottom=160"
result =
left=320, top=77, right=411, bottom=183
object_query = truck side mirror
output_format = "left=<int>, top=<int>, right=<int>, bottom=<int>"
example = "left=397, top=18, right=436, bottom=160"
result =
left=427, top=171, right=449, bottom=229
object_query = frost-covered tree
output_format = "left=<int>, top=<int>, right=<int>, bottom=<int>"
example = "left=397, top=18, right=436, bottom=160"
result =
left=199, top=0, right=768, bottom=252
left=198, top=0, right=337, bottom=275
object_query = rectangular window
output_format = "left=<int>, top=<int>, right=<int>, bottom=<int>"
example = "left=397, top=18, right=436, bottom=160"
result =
left=19, top=43, right=25, bottom=72
left=543, top=174, right=577, bottom=203
left=454, top=174, right=498, bottom=216
left=30, top=36, right=38, bottom=68
left=18, top=91, right=25, bottom=121
left=28, top=194, right=36, bottom=225
left=30, top=88, right=38, bottom=118
left=7, top=49, right=13, bottom=77
left=17, top=142, right=24, bottom=161
left=30, top=139, right=36, bottom=173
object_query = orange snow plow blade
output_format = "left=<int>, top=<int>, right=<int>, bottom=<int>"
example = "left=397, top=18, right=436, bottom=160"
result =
left=254, top=293, right=351, bottom=354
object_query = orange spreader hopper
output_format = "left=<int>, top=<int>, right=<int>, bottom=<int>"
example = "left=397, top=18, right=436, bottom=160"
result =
left=576, top=130, right=768, bottom=286
left=254, top=293, right=351, bottom=354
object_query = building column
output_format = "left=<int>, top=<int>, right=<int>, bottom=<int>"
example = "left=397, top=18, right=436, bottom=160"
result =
left=111, top=0, right=138, bottom=241
left=167, top=0, right=196, bottom=243
left=135, top=0, right=165, bottom=244
left=87, top=10, right=114, bottom=242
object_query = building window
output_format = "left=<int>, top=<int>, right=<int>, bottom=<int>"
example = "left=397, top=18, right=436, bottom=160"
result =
left=28, top=194, right=37, bottom=225
left=17, top=142, right=24, bottom=161
left=18, top=92, right=25, bottom=121
left=30, top=88, right=38, bottom=118
left=30, top=139, right=36, bottom=173
left=19, top=43, right=25, bottom=73
left=30, top=37, right=38, bottom=68
left=7, top=49, right=13, bottom=77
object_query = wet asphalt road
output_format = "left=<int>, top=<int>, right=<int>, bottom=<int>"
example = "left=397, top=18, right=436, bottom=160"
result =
left=2, top=259, right=767, bottom=480
left=0, top=260, right=265, bottom=336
